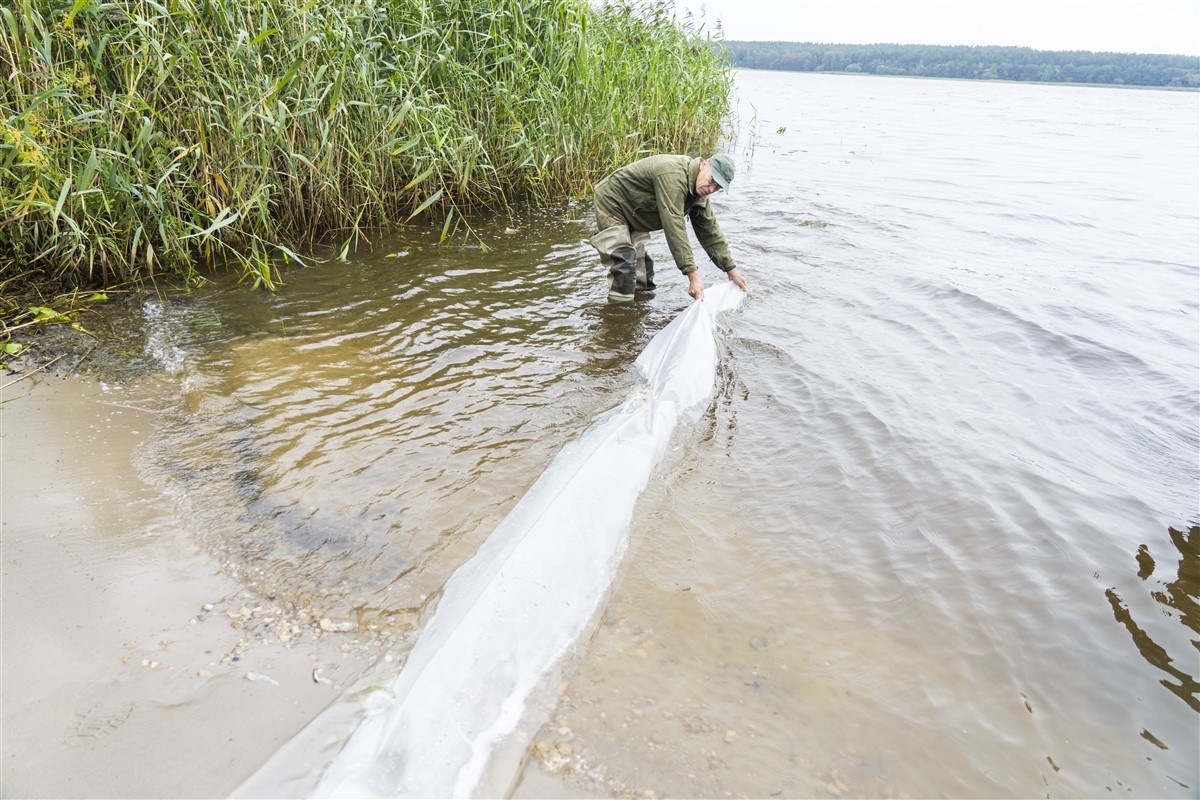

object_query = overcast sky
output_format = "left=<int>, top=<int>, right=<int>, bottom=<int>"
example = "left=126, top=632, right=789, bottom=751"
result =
left=671, top=0, right=1200, bottom=56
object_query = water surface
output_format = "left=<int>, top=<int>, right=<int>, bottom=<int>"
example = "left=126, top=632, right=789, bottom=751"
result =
left=122, top=71, right=1198, bottom=798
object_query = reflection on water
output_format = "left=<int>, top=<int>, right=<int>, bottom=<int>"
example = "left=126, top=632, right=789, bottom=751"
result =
left=582, top=300, right=668, bottom=370
left=1106, top=526, right=1200, bottom=715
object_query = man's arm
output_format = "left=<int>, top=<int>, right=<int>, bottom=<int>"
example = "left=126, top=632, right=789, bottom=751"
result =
left=687, top=202, right=747, bottom=300
left=654, top=171, right=700, bottom=274
left=689, top=202, right=735, bottom=269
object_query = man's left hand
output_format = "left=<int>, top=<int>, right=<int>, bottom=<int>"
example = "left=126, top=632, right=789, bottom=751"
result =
left=727, top=268, right=748, bottom=291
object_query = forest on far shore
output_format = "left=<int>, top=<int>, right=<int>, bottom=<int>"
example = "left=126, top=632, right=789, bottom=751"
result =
left=720, top=41, right=1200, bottom=88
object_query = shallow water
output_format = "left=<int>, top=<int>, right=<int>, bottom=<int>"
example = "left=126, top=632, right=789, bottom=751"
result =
left=111, top=71, right=1198, bottom=797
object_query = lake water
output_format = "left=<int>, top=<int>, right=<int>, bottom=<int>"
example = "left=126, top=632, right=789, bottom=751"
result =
left=110, top=70, right=1198, bottom=797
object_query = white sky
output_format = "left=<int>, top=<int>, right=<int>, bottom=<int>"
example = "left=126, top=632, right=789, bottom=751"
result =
left=671, top=0, right=1200, bottom=56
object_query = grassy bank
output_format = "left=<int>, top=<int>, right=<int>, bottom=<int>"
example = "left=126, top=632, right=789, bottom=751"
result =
left=1, top=0, right=732, bottom=295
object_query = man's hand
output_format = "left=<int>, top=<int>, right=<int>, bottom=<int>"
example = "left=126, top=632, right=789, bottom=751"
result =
left=687, top=270, right=705, bottom=302
left=727, top=268, right=748, bottom=291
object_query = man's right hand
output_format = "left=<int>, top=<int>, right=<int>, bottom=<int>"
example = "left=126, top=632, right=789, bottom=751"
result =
left=687, top=271, right=705, bottom=302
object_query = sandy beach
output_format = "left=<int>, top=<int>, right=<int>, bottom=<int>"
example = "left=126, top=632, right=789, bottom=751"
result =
left=0, top=374, right=390, bottom=799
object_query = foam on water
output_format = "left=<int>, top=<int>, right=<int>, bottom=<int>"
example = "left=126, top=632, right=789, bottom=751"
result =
left=294, top=283, right=743, bottom=798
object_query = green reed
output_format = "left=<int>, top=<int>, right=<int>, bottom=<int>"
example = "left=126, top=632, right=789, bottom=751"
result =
left=0, top=0, right=731, bottom=292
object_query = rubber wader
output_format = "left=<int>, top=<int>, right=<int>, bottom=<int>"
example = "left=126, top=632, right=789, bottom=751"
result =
left=590, top=207, right=655, bottom=302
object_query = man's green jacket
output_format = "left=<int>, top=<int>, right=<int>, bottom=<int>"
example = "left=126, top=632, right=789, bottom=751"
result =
left=593, top=155, right=736, bottom=276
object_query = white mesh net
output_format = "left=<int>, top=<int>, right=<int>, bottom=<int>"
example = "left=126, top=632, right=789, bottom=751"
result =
left=313, top=283, right=745, bottom=799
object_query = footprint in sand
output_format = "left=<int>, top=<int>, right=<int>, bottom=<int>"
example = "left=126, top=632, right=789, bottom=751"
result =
left=64, top=701, right=135, bottom=746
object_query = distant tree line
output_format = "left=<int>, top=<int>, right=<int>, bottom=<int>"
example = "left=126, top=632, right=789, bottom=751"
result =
left=719, top=42, right=1200, bottom=88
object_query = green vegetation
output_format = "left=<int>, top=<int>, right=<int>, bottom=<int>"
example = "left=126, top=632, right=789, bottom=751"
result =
left=0, top=0, right=731, bottom=294
left=721, top=42, right=1200, bottom=88
left=0, top=285, right=112, bottom=382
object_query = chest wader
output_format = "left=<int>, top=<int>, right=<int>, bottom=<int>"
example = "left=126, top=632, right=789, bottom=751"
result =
left=591, top=203, right=655, bottom=302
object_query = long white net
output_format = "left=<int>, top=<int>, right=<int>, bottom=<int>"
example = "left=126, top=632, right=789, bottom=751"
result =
left=312, top=283, right=744, bottom=799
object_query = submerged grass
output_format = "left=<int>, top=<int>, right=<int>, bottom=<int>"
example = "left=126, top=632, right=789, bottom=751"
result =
left=0, top=0, right=732, bottom=293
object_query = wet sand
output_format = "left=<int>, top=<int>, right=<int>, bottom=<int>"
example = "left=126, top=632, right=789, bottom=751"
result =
left=0, top=375, right=382, bottom=798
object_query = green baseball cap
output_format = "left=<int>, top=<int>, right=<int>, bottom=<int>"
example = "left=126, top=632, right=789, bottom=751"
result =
left=708, top=153, right=735, bottom=193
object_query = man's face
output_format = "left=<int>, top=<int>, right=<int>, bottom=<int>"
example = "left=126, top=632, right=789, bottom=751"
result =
left=696, top=160, right=722, bottom=197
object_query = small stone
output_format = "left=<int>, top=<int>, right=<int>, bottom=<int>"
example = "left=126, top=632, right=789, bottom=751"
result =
left=556, top=741, right=573, bottom=757
left=724, top=730, right=737, bottom=743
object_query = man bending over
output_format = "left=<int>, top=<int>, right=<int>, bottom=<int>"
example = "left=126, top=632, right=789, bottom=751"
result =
left=589, top=153, right=749, bottom=303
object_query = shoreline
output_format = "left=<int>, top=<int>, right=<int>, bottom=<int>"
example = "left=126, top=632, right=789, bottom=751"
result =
left=0, top=374, right=386, bottom=798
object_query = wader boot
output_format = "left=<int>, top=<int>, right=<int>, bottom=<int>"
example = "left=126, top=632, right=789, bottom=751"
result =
left=590, top=202, right=652, bottom=302
left=637, top=252, right=656, bottom=291
left=607, top=244, right=637, bottom=302
left=589, top=222, right=638, bottom=302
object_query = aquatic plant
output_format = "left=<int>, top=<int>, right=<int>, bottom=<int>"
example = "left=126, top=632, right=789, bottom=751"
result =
left=0, top=0, right=731, bottom=291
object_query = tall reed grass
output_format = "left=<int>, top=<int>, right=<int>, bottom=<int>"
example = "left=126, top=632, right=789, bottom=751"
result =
left=0, top=0, right=731, bottom=292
